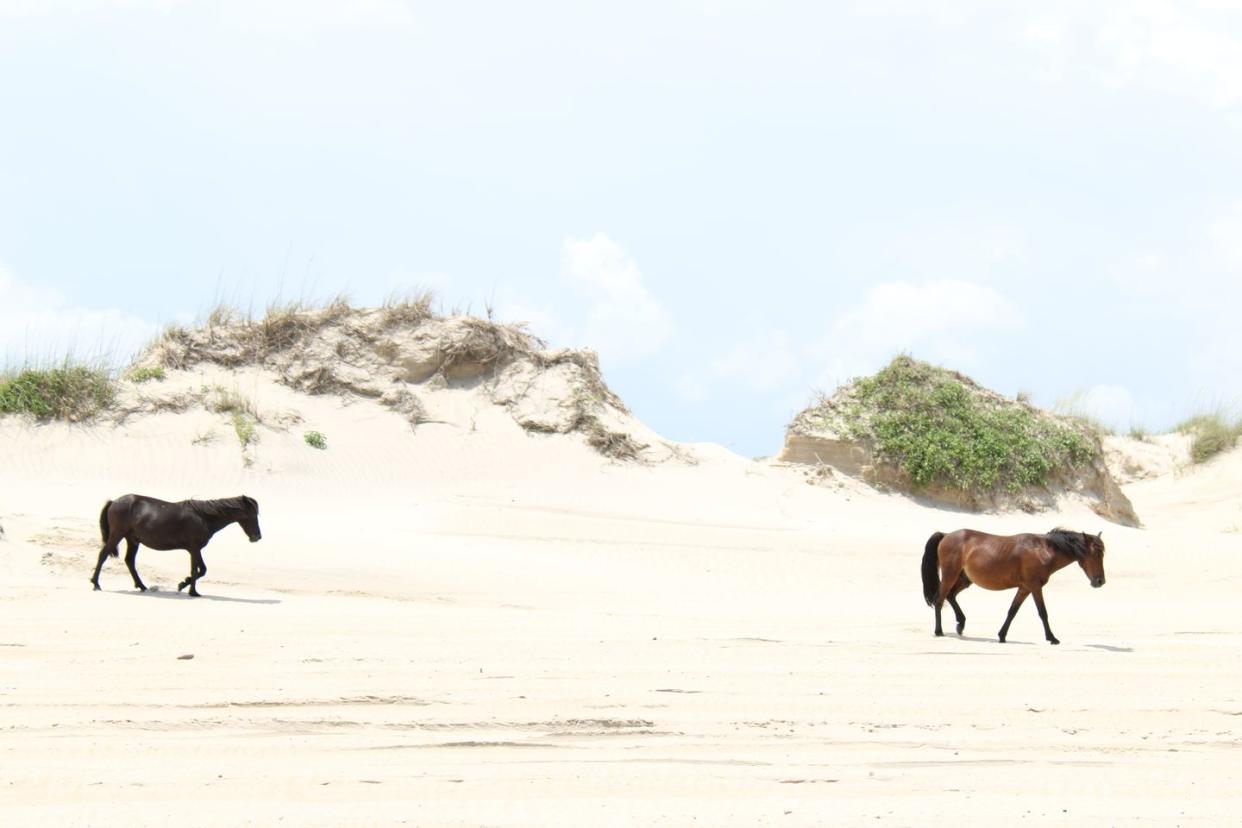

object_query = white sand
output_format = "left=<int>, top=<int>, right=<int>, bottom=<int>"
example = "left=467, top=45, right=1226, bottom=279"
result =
left=2, top=368, right=1241, bottom=826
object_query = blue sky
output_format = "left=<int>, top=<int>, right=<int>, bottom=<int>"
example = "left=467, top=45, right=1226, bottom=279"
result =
left=2, top=1, right=1240, bottom=456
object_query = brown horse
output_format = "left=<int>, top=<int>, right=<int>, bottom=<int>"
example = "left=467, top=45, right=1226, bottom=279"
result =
left=91, top=494, right=261, bottom=597
left=921, top=528, right=1105, bottom=645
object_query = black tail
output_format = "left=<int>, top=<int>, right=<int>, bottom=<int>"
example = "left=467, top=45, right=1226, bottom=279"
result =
left=922, top=532, right=944, bottom=606
left=99, top=500, right=117, bottom=556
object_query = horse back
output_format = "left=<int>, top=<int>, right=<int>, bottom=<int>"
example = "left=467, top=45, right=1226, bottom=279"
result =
left=942, top=529, right=1041, bottom=590
left=110, top=494, right=209, bottom=551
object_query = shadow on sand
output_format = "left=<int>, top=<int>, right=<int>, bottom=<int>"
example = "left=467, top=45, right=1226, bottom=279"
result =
left=114, top=587, right=281, bottom=606
left=1084, top=643, right=1133, bottom=653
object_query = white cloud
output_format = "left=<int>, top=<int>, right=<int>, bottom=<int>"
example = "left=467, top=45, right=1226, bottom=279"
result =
left=0, top=264, right=160, bottom=366
left=812, top=280, right=1022, bottom=389
left=494, top=300, right=564, bottom=345
left=1021, top=1, right=1242, bottom=110
left=561, top=233, right=673, bottom=362
left=859, top=1, right=1242, bottom=112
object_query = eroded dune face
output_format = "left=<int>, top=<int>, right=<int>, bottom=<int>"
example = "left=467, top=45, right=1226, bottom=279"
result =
left=126, top=305, right=683, bottom=465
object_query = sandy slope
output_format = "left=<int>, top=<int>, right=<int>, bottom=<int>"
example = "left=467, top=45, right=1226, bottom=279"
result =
left=2, top=371, right=1241, bottom=826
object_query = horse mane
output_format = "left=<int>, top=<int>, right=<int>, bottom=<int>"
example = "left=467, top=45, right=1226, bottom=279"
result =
left=187, top=496, right=251, bottom=517
left=1045, top=528, right=1091, bottom=559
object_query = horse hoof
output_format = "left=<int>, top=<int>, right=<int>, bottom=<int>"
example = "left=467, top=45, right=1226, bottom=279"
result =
left=1049, top=638, right=1060, bottom=646
left=956, top=624, right=965, bottom=635
left=934, top=630, right=944, bottom=637
left=997, top=637, right=1006, bottom=644
left=91, top=584, right=100, bottom=591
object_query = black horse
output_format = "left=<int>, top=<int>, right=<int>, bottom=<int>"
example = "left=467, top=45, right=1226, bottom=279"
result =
left=91, top=494, right=261, bottom=597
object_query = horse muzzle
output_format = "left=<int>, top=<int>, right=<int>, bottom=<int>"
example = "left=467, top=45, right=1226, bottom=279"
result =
left=249, top=534, right=262, bottom=543
left=1091, top=577, right=1105, bottom=588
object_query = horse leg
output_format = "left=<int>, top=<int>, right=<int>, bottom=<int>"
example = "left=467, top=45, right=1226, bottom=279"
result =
left=178, top=550, right=198, bottom=594
left=123, top=538, right=146, bottom=592
left=90, top=547, right=111, bottom=590
left=184, top=549, right=205, bottom=597
left=947, top=576, right=970, bottom=635
left=933, top=563, right=963, bottom=637
left=997, top=588, right=1030, bottom=643
left=1031, top=585, right=1059, bottom=645
left=91, top=532, right=123, bottom=591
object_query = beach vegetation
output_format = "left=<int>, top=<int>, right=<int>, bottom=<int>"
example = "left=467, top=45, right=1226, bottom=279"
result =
left=1177, top=410, right=1242, bottom=464
left=128, top=365, right=166, bottom=383
left=0, top=363, right=116, bottom=421
left=812, top=355, right=1098, bottom=495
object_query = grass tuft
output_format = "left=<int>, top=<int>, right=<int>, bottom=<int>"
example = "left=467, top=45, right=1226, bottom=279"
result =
left=304, top=430, right=327, bottom=450
left=381, top=289, right=436, bottom=329
left=207, top=385, right=259, bottom=418
left=0, top=364, right=116, bottom=421
left=232, top=412, right=257, bottom=449
left=128, top=365, right=166, bottom=384
left=1177, top=411, right=1242, bottom=464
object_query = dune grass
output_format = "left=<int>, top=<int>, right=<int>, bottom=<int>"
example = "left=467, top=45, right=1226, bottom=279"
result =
left=381, top=289, right=436, bottom=329
left=304, top=430, right=327, bottom=450
left=0, top=362, right=116, bottom=421
left=1177, top=410, right=1242, bottom=464
left=128, top=365, right=166, bottom=384
left=822, top=355, right=1097, bottom=495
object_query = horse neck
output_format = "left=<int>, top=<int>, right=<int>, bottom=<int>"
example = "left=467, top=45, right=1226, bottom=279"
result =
left=1047, top=547, right=1079, bottom=572
left=200, top=505, right=244, bottom=534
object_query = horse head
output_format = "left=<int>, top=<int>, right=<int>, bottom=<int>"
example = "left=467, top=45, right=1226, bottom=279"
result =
left=239, top=495, right=262, bottom=543
left=1079, top=530, right=1105, bottom=588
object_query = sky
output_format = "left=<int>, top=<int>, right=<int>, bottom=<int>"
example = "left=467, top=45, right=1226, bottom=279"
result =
left=2, top=1, right=1241, bottom=457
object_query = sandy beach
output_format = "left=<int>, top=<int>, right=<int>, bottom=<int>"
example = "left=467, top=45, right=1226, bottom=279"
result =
left=2, top=359, right=1240, bottom=827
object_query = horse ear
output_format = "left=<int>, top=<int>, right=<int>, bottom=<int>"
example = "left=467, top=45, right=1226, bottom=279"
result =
left=1098, top=531, right=1103, bottom=539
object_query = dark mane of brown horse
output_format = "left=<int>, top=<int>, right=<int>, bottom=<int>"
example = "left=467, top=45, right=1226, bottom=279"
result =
left=1044, top=528, right=1092, bottom=559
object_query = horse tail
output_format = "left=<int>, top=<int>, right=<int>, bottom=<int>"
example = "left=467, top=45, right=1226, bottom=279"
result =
left=99, top=500, right=117, bottom=556
left=922, top=532, right=945, bottom=606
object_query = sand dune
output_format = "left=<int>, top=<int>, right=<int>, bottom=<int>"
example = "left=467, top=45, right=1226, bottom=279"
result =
left=3, top=353, right=1241, bottom=826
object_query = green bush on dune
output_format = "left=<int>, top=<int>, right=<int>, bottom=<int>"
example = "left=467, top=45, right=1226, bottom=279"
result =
left=0, top=365, right=116, bottom=421
left=821, top=356, right=1098, bottom=495
left=1178, top=412, right=1242, bottom=464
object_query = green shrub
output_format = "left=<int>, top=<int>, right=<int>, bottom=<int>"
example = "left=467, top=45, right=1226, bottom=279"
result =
left=828, top=356, right=1097, bottom=494
left=0, top=365, right=116, bottom=421
left=1177, top=412, right=1242, bottom=464
left=304, top=430, right=327, bottom=450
